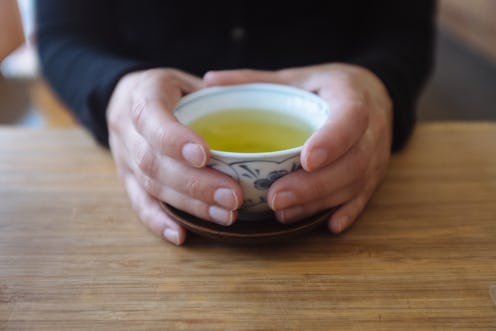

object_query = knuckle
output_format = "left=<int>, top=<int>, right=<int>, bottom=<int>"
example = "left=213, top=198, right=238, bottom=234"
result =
left=355, top=175, right=368, bottom=191
left=347, top=99, right=370, bottom=128
left=139, top=69, right=166, bottom=85
left=308, top=179, right=326, bottom=199
left=140, top=69, right=157, bottom=81
left=142, top=68, right=177, bottom=88
left=107, top=103, right=131, bottom=135
left=135, top=144, right=158, bottom=177
left=157, top=123, right=185, bottom=153
left=156, top=126, right=174, bottom=147
left=355, top=153, right=368, bottom=174
left=107, top=110, right=121, bottom=133
left=131, top=99, right=148, bottom=131
left=137, top=204, right=155, bottom=229
left=351, top=150, right=369, bottom=176
left=158, top=70, right=177, bottom=82
left=140, top=175, right=160, bottom=198
left=239, top=69, right=255, bottom=76
left=183, top=177, right=203, bottom=198
left=131, top=195, right=147, bottom=220
left=129, top=198, right=144, bottom=219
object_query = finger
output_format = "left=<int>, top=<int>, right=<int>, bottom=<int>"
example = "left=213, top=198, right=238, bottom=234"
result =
left=273, top=179, right=364, bottom=224
left=133, top=170, right=237, bottom=226
left=126, top=130, right=242, bottom=210
left=131, top=70, right=209, bottom=167
left=269, top=142, right=369, bottom=210
left=203, top=69, right=289, bottom=86
left=123, top=172, right=187, bottom=245
left=301, top=96, right=369, bottom=172
left=328, top=182, right=376, bottom=234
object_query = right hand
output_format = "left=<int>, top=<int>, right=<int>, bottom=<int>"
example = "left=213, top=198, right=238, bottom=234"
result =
left=106, top=69, right=243, bottom=245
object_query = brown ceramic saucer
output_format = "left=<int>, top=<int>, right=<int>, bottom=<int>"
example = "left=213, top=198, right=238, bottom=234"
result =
left=160, top=202, right=335, bottom=244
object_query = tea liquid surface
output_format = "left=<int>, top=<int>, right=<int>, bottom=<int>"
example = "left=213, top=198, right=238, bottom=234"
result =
left=188, top=108, right=314, bottom=153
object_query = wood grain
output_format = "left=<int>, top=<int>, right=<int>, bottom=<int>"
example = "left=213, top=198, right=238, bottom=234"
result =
left=1, top=123, right=496, bottom=330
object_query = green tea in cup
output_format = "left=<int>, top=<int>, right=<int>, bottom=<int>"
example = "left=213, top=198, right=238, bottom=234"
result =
left=188, top=108, right=314, bottom=153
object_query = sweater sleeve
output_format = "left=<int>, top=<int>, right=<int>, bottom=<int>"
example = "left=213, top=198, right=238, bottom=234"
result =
left=35, top=0, right=149, bottom=147
left=349, top=1, right=436, bottom=151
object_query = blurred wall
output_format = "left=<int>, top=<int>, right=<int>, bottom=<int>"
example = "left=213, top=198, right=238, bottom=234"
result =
left=0, top=0, right=25, bottom=62
left=417, top=0, right=496, bottom=122
left=438, top=0, right=496, bottom=64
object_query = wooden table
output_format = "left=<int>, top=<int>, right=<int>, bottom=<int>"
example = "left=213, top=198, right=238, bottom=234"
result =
left=1, top=123, right=495, bottom=330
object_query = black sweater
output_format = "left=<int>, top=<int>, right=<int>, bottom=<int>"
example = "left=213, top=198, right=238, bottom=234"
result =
left=36, top=0, right=436, bottom=150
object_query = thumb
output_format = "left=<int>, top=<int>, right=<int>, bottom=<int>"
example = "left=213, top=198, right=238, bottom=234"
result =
left=203, top=69, right=288, bottom=86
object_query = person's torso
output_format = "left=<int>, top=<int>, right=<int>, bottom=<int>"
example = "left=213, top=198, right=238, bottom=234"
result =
left=110, top=1, right=365, bottom=75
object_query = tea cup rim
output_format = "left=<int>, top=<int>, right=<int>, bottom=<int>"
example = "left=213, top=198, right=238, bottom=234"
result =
left=174, top=82, right=329, bottom=158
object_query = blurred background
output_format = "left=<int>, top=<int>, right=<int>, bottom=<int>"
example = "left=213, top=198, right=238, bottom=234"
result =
left=0, top=0, right=495, bottom=128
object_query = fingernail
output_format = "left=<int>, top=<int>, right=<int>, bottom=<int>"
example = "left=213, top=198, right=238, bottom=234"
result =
left=306, top=148, right=328, bottom=170
left=163, top=228, right=180, bottom=245
left=182, top=143, right=207, bottom=167
left=209, top=206, right=234, bottom=226
left=330, top=216, right=348, bottom=233
left=271, top=191, right=296, bottom=210
left=214, top=188, right=238, bottom=210
left=203, top=71, right=214, bottom=80
left=203, top=72, right=219, bottom=86
left=276, top=205, right=304, bottom=224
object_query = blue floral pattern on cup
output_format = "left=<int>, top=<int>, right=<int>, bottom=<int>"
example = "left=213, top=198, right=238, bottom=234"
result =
left=208, top=156, right=301, bottom=212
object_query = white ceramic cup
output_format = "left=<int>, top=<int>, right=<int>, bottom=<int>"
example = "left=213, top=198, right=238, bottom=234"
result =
left=174, top=83, right=329, bottom=220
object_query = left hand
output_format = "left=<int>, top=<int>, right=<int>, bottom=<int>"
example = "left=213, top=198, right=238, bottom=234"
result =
left=203, top=63, right=393, bottom=233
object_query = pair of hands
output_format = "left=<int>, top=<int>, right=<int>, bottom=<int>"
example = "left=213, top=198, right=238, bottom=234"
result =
left=106, top=64, right=393, bottom=245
